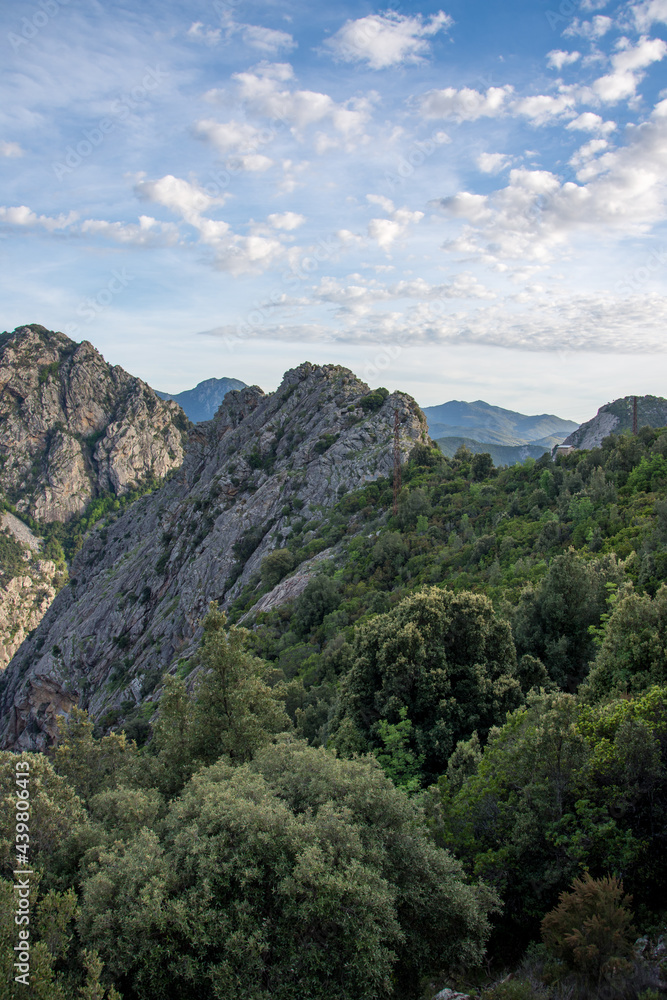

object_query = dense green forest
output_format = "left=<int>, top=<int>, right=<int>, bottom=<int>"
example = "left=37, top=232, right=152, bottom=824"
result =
left=2, top=427, right=667, bottom=998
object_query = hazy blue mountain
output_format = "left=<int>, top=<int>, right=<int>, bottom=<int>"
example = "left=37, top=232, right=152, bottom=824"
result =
left=423, top=399, right=577, bottom=447
left=156, top=377, right=246, bottom=423
left=435, top=436, right=551, bottom=466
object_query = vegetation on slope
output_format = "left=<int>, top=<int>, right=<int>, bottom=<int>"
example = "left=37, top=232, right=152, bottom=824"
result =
left=2, top=425, right=667, bottom=998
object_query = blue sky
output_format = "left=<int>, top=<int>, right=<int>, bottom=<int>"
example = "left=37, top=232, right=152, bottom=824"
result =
left=1, top=0, right=667, bottom=420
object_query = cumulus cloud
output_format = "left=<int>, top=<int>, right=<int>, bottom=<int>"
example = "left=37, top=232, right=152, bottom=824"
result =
left=632, top=0, right=667, bottom=30
left=564, top=15, right=613, bottom=38
left=192, top=119, right=269, bottom=154
left=566, top=112, right=616, bottom=134
left=187, top=22, right=222, bottom=45
left=547, top=50, right=581, bottom=69
left=225, top=62, right=374, bottom=147
left=419, top=85, right=513, bottom=121
left=513, top=91, right=578, bottom=124
left=367, top=205, right=424, bottom=250
left=0, top=141, right=24, bottom=158
left=80, top=216, right=179, bottom=246
left=0, top=206, right=77, bottom=230
left=188, top=19, right=295, bottom=53
left=324, top=11, right=452, bottom=69
left=592, top=35, right=667, bottom=102
left=477, top=152, right=511, bottom=174
left=267, top=211, right=305, bottom=230
left=434, top=97, right=667, bottom=265
left=134, top=175, right=228, bottom=221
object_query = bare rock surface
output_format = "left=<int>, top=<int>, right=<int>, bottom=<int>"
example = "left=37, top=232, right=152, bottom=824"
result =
left=0, top=324, right=189, bottom=522
left=0, top=362, right=428, bottom=750
left=561, top=394, right=667, bottom=451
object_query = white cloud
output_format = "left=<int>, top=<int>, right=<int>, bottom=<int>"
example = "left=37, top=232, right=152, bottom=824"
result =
left=435, top=98, right=667, bottom=265
left=80, top=216, right=179, bottom=246
left=366, top=193, right=395, bottom=213
left=229, top=153, right=274, bottom=172
left=187, top=22, right=222, bottom=45
left=569, top=138, right=610, bottom=169
left=0, top=141, right=24, bottom=158
left=592, top=35, right=667, bottom=103
left=477, top=152, right=510, bottom=174
left=324, top=11, right=452, bottom=69
left=419, top=85, right=513, bottom=121
left=566, top=112, right=616, bottom=134
left=0, top=206, right=77, bottom=230
left=632, top=0, right=667, bottom=30
left=547, top=50, right=581, bottom=69
left=192, top=119, right=268, bottom=154
left=368, top=206, right=424, bottom=250
left=134, top=175, right=228, bottom=221
left=267, top=211, right=305, bottom=230
left=228, top=62, right=374, bottom=147
left=564, top=15, right=613, bottom=38
left=240, top=25, right=296, bottom=54
left=513, top=92, right=578, bottom=124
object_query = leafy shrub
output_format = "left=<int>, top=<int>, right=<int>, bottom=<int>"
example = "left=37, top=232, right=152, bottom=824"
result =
left=260, top=548, right=295, bottom=588
left=314, top=433, right=339, bottom=454
left=541, top=873, right=636, bottom=985
left=359, top=387, right=389, bottom=413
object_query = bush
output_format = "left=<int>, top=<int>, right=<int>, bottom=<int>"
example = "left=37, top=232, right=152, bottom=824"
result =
left=541, top=873, right=636, bottom=985
left=260, top=548, right=295, bottom=588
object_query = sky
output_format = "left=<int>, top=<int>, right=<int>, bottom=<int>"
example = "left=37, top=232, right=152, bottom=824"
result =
left=1, top=0, right=667, bottom=421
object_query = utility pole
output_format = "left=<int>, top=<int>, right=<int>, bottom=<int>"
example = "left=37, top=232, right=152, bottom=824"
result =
left=633, top=396, right=638, bottom=435
left=393, top=408, right=401, bottom=516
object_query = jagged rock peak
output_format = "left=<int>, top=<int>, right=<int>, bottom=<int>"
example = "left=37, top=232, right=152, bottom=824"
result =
left=0, top=324, right=189, bottom=522
left=0, top=362, right=427, bottom=750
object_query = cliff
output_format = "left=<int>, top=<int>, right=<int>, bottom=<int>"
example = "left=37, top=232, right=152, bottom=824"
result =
left=0, top=324, right=189, bottom=522
left=0, top=363, right=428, bottom=750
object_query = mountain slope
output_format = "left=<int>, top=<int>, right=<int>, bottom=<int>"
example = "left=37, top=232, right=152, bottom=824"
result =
left=561, top=395, right=667, bottom=450
left=0, top=364, right=427, bottom=750
left=0, top=325, right=189, bottom=522
left=423, top=399, right=577, bottom=447
left=156, top=376, right=246, bottom=423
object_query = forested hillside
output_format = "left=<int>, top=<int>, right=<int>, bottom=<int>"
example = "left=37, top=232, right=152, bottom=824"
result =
left=1, top=425, right=667, bottom=999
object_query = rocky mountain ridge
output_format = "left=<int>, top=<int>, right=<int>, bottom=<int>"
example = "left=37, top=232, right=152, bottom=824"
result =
left=0, top=363, right=428, bottom=750
left=0, top=324, right=189, bottom=522
left=561, top=395, right=667, bottom=450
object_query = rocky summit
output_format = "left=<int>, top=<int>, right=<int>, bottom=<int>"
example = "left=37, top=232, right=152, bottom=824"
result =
left=0, top=324, right=189, bottom=522
left=561, top=394, right=667, bottom=450
left=0, top=363, right=427, bottom=750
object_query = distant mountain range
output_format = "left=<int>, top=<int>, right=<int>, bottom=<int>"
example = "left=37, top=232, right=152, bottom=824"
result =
left=422, top=399, right=578, bottom=449
left=156, top=377, right=247, bottom=423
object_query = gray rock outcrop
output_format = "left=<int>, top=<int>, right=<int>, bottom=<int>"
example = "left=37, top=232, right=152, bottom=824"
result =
left=0, top=362, right=428, bottom=750
left=0, top=324, right=189, bottom=522
left=561, top=395, right=667, bottom=451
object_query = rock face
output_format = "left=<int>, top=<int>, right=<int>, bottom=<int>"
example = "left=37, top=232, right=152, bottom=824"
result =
left=0, top=362, right=428, bottom=750
left=0, top=324, right=189, bottom=522
left=561, top=395, right=667, bottom=451
left=156, top=377, right=247, bottom=423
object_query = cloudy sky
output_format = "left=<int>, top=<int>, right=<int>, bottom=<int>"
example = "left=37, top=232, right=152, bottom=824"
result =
left=1, top=0, right=667, bottom=420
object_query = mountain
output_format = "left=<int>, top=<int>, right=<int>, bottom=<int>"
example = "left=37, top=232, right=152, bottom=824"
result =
left=560, top=395, right=667, bottom=450
left=0, top=364, right=427, bottom=750
left=422, top=399, right=577, bottom=448
left=0, top=324, right=189, bottom=522
left=434, top=436, right=551, bottom=466
left=156, top=377, right=247, bottom=423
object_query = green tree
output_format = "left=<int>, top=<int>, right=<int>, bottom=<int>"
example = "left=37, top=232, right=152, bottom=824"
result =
left=373, top=707, right=425, bottom=793
left=512, top=550, right=624, bottom=690
left=260, top=548, right=295, bottom=589
left=150, top=604, right=290, bottom=794
left=78, top=739, right=498, bottom=1000
left=583, top=584, right=667, bottom=700
left=335, top=586, right=522, bottom=781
